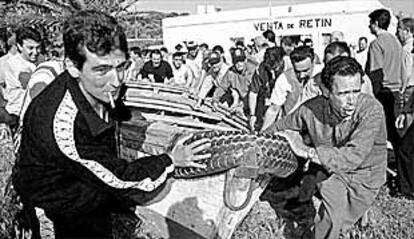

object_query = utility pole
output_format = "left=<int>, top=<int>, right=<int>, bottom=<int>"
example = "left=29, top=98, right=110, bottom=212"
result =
left=204, top=0, right=207, bottom=14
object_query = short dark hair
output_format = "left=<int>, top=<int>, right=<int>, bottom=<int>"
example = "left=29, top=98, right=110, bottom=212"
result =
left=200, top=43, right=209, bottom=49
left=262, top=30, right=275, bottom=43
left=321, top=56, right=364, bottom=91
left=324, top=41, right=351, bottom=58
left=175, top=44, right=183, bottom=51
left=281, top=36, right=294, bottom=46
left=400, top=18, right=414, bottom=34
left=212, top=45, right=224, bottom=54
left=150, top=49, right=162, bottom=58
left=369, top=9, right=391, bottom=30
left=63, top=10, right=128, bottom=70
left=142, top=49, right=150, bottom=56
left=235, top=40, right=245, bottom=48
left=160, top=47, right=168, bottom=53
left=303, top=38, right=313, bottom=47
left=263, top=47, right=284, bottom=70
left=290, top=46, right=315, bottom=63
left=130, top=46, right=141, bottom=57
left=358, top=37, right=368, bottom=43
left=172, top=52, right=184, bottom=58
left=15, top=26, right=41, bottom=46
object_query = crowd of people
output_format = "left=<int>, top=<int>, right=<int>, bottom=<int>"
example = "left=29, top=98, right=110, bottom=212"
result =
left=0, top=6, right=413, bottom=239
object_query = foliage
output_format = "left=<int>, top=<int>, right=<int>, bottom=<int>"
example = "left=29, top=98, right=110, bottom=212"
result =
left=0, top=0, right=189, bottom=49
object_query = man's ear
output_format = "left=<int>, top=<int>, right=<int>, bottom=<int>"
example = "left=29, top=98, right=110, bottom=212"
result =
left=16, top=43, right=22, bottom=53
left=65, top=59, right=80, bottom=78
left=321, top=85, right=330, bottom=98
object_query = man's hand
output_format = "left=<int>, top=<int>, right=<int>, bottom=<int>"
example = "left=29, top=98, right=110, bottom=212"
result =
left=277, top=130, right=309, bottom=159
left=168, top=135, right=211, bottom=168
left=396, top=112, right=414, bottom=130
left=195, top=99, right=203, bottom=109
left=396, top=113, right=406, bottom=129
left=249, top=115, right=257, bottom=131
left=229, top=102, right=243, bottom=115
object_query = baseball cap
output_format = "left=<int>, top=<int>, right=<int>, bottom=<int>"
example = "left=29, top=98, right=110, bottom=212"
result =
left=208, top=52, right=221, bottom=65
left=231, top=48, right=246, bottom=64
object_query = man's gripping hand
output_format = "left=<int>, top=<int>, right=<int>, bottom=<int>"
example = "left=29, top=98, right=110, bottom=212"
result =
left=168, top=134, right=211, bottom=168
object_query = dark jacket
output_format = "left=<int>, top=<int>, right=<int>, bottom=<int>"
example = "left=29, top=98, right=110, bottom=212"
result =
left=13, top=71, right=173, bottom=217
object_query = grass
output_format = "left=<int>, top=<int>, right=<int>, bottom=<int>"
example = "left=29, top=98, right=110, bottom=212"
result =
left=2, top=141, right=414, bottom=238
left=232, top=184, right=414, bottom=239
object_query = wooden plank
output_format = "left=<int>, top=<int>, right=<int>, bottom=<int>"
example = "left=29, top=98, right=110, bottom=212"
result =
left=125, top=89, right=216, bottom=115
left=124, top=101, right=222, bottom=121
left=125, top=83, right=249, bottom=130
left=140, top=113, right=236, bottom=131
left=125, top=82, right=189, bottom=95
left=126, top=97, right=194, bottom=111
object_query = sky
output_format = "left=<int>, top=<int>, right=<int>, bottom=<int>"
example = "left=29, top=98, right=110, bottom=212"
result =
left=131, top=0, right=414, bottom=16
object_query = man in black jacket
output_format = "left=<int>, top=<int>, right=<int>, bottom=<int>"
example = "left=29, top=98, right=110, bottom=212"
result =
left=13, top=10, right=209, bottom=239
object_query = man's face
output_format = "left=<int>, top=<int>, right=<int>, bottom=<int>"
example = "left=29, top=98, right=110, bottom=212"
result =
left=18, top=39, right=41, bottom=63
left=0, top=40, right=6, bottom=56
left=292, top=57, right=314, bottom=84
left=173, top=55, right=183, bottom=68
left=328, top=73, right=362, bottom=118
left=211, top=61, right=222, bottom=73
left=369, top=20, right=378, bottom=35
left=79, top=48, right=129, bottom=105
left=151, top=53, right=162, bottom=68
left=358, top=39, right=367, bottom=51
left=234, top=61, right=245, bottom=72
left=397, top=22, right=409, bottom=43
left=130, top=51, right=140, bottom=62
left=188, top=48, right=198, bottom=58
left=281, top=43, right=294, bottom=55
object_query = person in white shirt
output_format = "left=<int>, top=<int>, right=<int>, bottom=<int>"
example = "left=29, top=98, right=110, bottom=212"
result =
left=186, top=41, right=203, bottom=90
left=167, top=52, right=194, bottom=88
left=355, top=37, right=369, bottom=68
left=262, top=46, right=322, bottom=131
left=195, top=52, right=230, bottom=108
left=0, top=26, right=41, bottom=128
left=323, top=41, right=373, bottom=96
left=253, top=35, right=269, bottom=64
left=397, top=18, right=414, bottom=105
left=281, top=36, right=295, bottom=72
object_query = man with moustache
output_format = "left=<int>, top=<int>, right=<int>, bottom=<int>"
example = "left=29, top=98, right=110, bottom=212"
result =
left=266, top=56, right=387, bottom=239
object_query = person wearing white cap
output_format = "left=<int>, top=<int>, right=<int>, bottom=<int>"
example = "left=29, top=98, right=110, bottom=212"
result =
left=195, top=51, right=230, bottom=108
left=212, top=47, right=257, bottom=114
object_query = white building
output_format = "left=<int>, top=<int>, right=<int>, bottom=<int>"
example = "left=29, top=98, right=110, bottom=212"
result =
left=162, top=0, right=397, bottom=57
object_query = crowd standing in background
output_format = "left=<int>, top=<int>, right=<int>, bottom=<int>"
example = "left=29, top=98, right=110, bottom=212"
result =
left=0, top=6, right=414, bottom=239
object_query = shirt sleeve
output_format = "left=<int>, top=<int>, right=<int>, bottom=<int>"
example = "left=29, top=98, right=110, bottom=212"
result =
left=213, top=70, right=232, bottom=101
left=402, top=48, right=413, bottom=85
left=315, top=103, right=386, bottom=173
left=198, top=74, right=214, bottom=99
left=274, top=104, right=307, bottom=131
left=249, top=70, right=262, bottom=94
left=185, top=66, right=194, bottom=87
left=25, top=106, right=175, bottom=194
left=269, top=73, right=292, bottom=106
left=366, top=40, right=383, bottom=73
left=165, top=62, right=174, bottom=79
left=140, top=63, right=149, bottom=79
